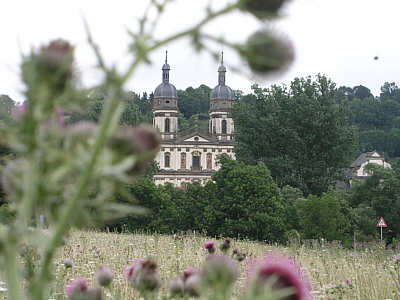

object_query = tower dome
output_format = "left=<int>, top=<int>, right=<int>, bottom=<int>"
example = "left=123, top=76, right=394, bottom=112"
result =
left=154, top=51, right=178, bottom=99
left=210, top=52, right=234, bottom=101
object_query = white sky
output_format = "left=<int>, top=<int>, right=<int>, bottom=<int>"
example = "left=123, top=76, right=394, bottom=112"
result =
left=1, top=0, right=399, bottom=102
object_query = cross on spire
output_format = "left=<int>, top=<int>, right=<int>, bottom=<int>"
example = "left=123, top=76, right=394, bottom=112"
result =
left=221, top=51, right=224, bottom=65
left=165, top=50, right=168, bottom=64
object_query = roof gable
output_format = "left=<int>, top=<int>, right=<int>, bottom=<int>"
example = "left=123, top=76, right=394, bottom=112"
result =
left=184, top=135, right=211, bottom=142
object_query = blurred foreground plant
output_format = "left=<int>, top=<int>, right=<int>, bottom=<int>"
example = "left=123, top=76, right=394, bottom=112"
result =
left=0, top=1, right=294, bottom=300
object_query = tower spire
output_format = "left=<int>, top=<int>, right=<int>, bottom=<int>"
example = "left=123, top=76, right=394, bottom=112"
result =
left=162, top=50, right=170, bottom=83
left=218, top=51, right=226, bottom=86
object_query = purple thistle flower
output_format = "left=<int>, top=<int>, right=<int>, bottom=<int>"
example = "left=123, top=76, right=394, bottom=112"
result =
left=204, top=241, right=215, bottom=254
left=66, top=277, right=88, bottom=298
left=395, top=257, right=400, bottom=262
left=125, top=259, right=160, bottom=292
left=345, top=279, right=352, bottom=286
left=183, top=266, right=197, bottom=280
left=124, top=259, right=145, bottom=282
left=247, top=253, right=311, bottom=300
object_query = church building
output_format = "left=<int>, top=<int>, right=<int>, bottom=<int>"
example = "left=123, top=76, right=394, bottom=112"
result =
left=152, top=53, right=235, bottom=187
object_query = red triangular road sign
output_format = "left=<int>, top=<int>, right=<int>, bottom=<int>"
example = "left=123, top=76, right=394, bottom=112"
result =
left=376, top=217, right=387, bottom=227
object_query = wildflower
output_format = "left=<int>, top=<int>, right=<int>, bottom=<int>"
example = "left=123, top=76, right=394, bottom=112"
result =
left=219, top=239, right=231, bottom=253
left=395, top=257, right=400, bottom=262
left=204, top=241, right=215, bottom=254
left=95, top=265, right=113, bottom=287
left=126, top=259, right=160, bottom=292
left=238, top=30, right=294, bottom=75
left=345, top=279, right=352, bottom=286
left=107, top=125, right=160, bottom=174
left=202, top=255, right=238, bottom=293
left=184, top=273, right=202, bottom=297
left=64, top=259, right=73, bottom=269
left=168, top=277, right=184, bottom=296
left=124, top=259, right=144, bottom=282
left=183, top=266, right=197, bottom=280
left=246, top=253, right=311, bottom=300
left=66, top=278, right=88, bottom=298
left=238, top=0, right=291, bottom=18
left=22, top=39, right=74, bottom=97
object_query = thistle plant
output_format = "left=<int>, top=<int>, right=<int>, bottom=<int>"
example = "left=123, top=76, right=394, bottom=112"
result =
left=0, top=1, right=294, bottom=300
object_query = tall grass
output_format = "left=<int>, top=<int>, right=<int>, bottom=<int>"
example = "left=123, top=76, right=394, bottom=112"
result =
left=1, top=230, right=399, bottom=300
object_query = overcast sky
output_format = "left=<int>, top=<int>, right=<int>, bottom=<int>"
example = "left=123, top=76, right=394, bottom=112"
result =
left=1, top=0, right=399, bottom=102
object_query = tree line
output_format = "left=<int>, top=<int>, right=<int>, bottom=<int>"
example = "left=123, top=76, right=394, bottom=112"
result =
left=1, top=74, right=400, bottom=245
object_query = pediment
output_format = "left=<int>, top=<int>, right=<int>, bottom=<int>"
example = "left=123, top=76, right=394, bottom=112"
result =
left=184, top=135, right=211, bottom=142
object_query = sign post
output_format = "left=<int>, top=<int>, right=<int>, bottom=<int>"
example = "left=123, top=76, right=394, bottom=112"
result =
left=376, top=217, right=387, bottom=240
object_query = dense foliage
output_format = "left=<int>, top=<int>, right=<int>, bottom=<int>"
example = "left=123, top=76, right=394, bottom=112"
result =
left=232, top=75, right=356, bottom=196
left=116, top=156, right=287, bottom=242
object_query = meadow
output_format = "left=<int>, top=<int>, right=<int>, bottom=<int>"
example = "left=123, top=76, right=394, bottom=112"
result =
left=1, top=230, right=399, bottom=300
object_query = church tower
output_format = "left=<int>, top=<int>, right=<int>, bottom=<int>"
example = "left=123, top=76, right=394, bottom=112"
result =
left=153, top=51, right=178, bottom=140
left=209, top=53, right=234, bottom=141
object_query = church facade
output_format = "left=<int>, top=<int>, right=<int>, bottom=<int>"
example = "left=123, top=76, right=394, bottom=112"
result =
left=152, top=54, right=235, bottom=187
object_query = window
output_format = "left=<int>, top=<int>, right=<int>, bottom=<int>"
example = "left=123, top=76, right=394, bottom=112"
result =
left=164, top=153, right=170, bottom=168
left=207, top=153, right=212, bottom=170
left=165, top=118, right=170, bottom=133
left=192, top=151, right=201, bottom=170
left=203, top=148, right=207, bottom=152
left=222, top=119, right=227, bottom=134
left=194, top=137, right=199, bottom=141
left=181, top=153, right=186, bottom=169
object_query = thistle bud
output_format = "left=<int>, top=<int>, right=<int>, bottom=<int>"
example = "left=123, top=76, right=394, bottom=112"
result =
left=219, top=239, right=231, bottom=253
left=168, top=277, right=184, bottom=296
left=22, top=39, right=74, bottom=97
left=239, top=30, right=294, bottom=75
left=108, top=125, right=160, bottom=174
left=238, top=0, right=291, bottom=18
left=126, top=259, right=160, bottom=292
left=66, top=278, right=88, bottom=298
left=95, top=265, right=113, bottom=287
left=184, top=274, right=202, bottom=297
left=202, top=255, right=238, bottom=293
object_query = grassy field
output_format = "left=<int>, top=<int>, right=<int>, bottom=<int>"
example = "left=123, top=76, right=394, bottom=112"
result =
left=1, top=230, right=400, bottom=300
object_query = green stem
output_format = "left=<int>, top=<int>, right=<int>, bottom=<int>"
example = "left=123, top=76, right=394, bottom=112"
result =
left=4, top=240, right=24, bottom=300
left=32, top=90, right=121, bottom=300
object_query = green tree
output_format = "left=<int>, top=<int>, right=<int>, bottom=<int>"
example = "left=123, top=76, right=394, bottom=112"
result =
left=349, top=165, right=400, bottom=241
left=207, top=155, right=286, bottom=242
left=297, top=189, right=350, bottom=241
left=177, top=85, right=211, bottom=119
left=233, top=75, right=356, bottom=196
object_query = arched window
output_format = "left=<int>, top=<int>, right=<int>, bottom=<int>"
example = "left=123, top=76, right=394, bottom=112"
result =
left=165, top=118, right=170, bottom=133
left=207, top=153, right=212, bottom=170
left=222, top=120, right=227, bottom=134
left=164, top=152, right=170, bottom=168
left=180, top=153, right=186, bottom=169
